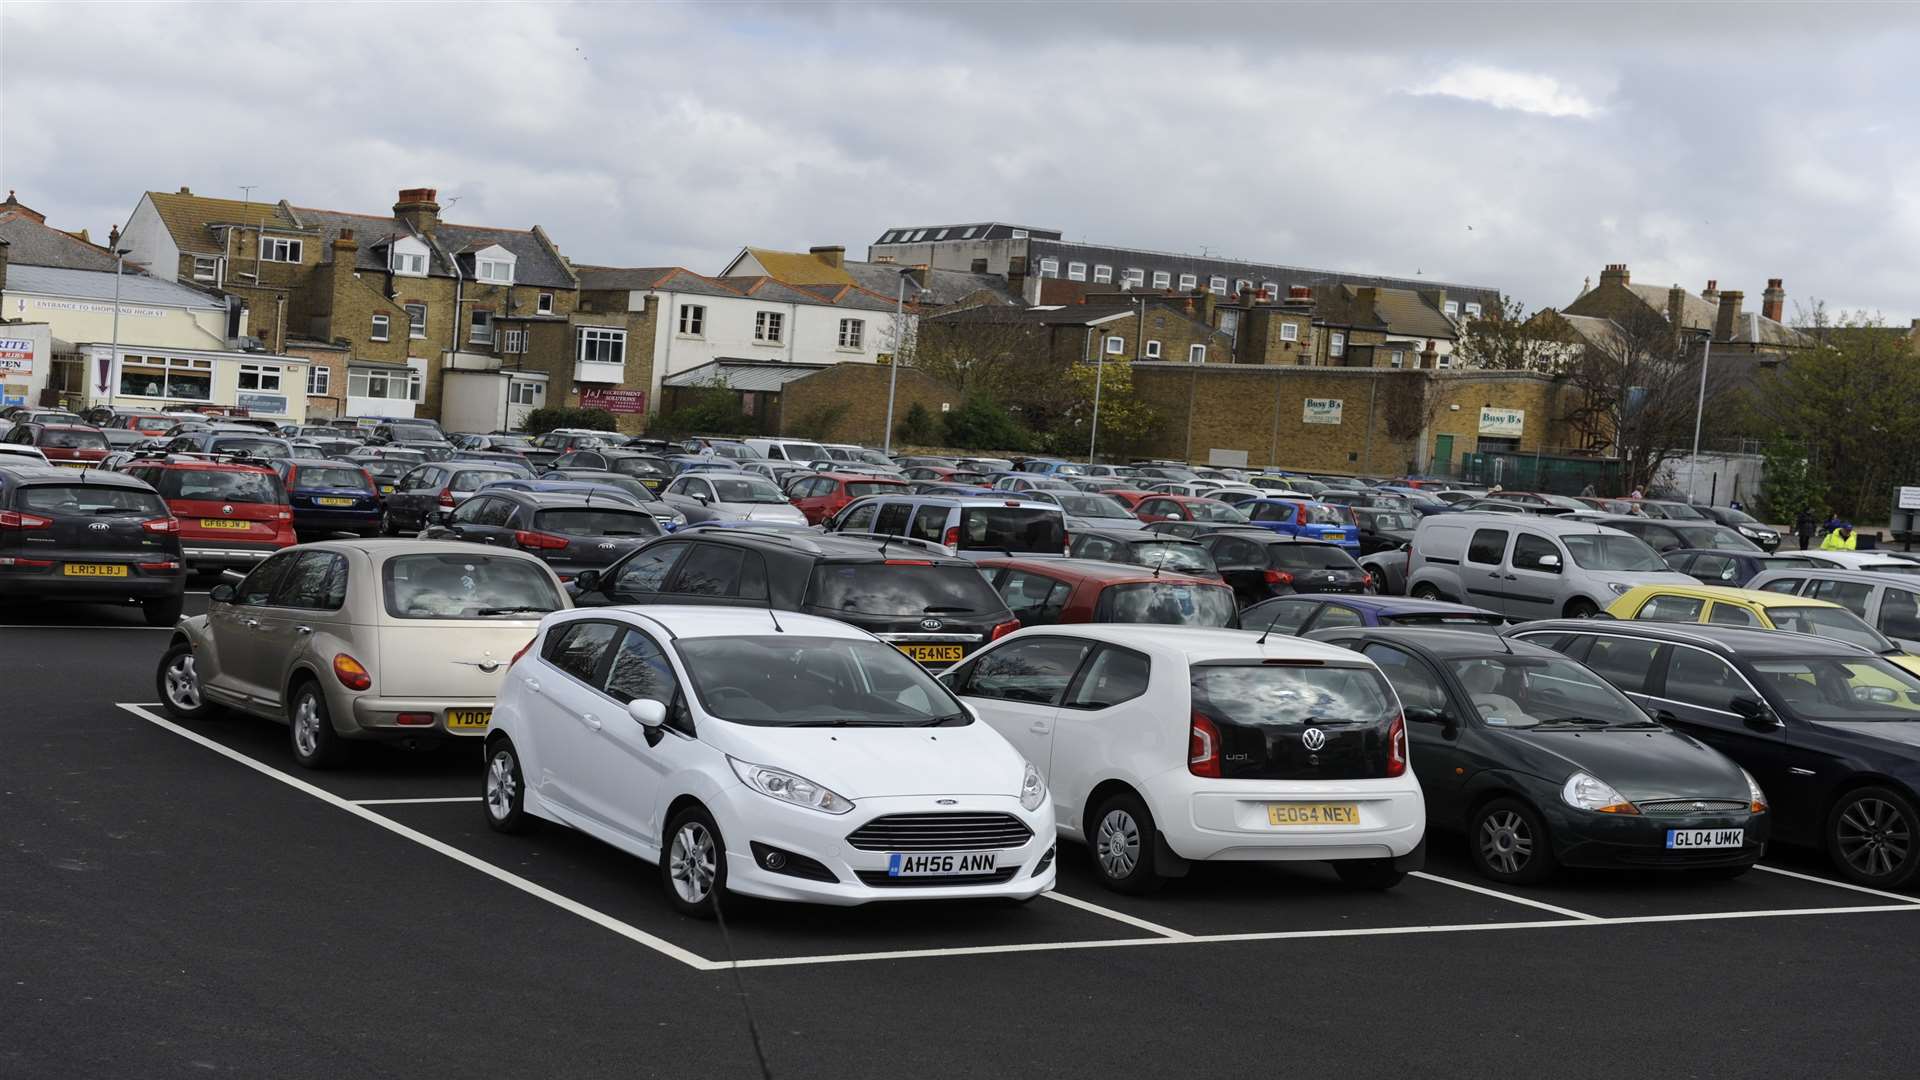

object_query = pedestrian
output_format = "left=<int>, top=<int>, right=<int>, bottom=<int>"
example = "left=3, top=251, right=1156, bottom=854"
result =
left=1795, top=506, right=1816, bottom=551
left=1580, top=483, right=1596, bottom=498
left=1729, top=499, right=1744, bottom=512
left=1822, top=522, right=1859, bottom=551
left=1629, top=487, right=1645, bottom=499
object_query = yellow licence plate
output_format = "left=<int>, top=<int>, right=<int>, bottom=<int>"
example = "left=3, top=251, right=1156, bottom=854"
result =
left=63, top=563, right=128, bottom=577
left=57, top=461, right=92, bottom=469
left=1322, top=532, right=1345, bottom=542
left=199, top=518, right=254, bottom=530
left=1268, top=803, right=1360, bottom=826
left=898, top=644, right=965, bottom=663
left=446, top=709, right=492, bottom=731
left=315, top=497, right=356, bottom=507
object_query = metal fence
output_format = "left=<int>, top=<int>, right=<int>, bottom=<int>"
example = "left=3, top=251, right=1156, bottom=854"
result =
left=1430, top=450, right=1623, bottom=495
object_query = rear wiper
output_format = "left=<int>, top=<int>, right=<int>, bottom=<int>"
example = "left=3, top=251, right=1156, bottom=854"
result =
left=476, top=605, right=550, bottom=615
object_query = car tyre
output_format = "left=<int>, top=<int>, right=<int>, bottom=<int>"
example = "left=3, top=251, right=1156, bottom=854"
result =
left=1564, top=597, right=1601, bottom=619
left=156, top=641, right=214, bottom=720
left=1410, top=583, right=1444, bottom=602
left=380, top=511, right=399, bottom=537
left=483, top=737, right=531, bottom=834
left=1332, top=858, right=1405, bottom=890
left=661, top=804, right=728, bottom=919
left=1827, top=785, right=1920, bottom=888
left=287, top=679, right=348, bottom=769
left=142, top=595, right=184, bottom=627
left=1471, top=797, right=1556, bottom=884
left=1089, top=791, right=1163, bottom=895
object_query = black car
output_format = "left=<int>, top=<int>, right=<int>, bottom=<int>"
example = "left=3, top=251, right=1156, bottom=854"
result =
left=0, top=466, right=187, bottom=625
left=1506, top=620, right=1920, bottom=888
left=161, top=429, right=293, bottom=460
left=1587, top=514, right=1761, bottom=555
left=1351, top=506, right=1419, bottom=556
left=1310, top=627, right=1768, bottom=883
left=423, top=490, right=663, bottom=581
left=568, top=528, right=1019, bottom=668
left=359, top=459, right=412, bottom=497
left=382, top=463, right=532, bottom=534
left=1663, top=548, right=1820, bottom=587
left=1067, top=527, right=1220, bottom=578
left=1691, top=505, right=1783, bottom=553
left=539, top=468, right=690, bottom=525
left=548, top=449, right=673, bottom=492
left=1201, top=532, right=1371, bottom=606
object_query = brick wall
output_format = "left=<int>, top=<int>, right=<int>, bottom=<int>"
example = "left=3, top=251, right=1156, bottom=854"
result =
left=778, top=363, right=954, bottom=443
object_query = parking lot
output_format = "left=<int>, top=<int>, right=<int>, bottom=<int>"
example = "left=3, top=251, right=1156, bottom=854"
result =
left=7, top=600, right=1920, bottom=1079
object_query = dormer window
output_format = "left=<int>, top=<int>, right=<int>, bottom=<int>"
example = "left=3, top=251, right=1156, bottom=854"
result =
left=472, top=244, right=516, bottom=285
left=389, top=236, right=430, bottom=277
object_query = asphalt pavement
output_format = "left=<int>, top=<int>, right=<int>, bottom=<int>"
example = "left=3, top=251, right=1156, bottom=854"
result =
left=3, top=593, right=1919, bottom=1079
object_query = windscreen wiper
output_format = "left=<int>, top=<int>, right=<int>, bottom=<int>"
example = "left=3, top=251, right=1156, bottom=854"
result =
left=476, top=605, right=550, bottom=615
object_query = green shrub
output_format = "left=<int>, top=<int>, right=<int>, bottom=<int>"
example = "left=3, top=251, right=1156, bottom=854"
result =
left=523, top=406, right=617, bottom=435
left=941, top=396, right=1028, bottom=451
left=896, top=402, right=938, bottom=445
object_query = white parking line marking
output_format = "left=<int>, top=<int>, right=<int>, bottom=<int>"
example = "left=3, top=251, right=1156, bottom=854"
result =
left=1041, top=890, right=1193, bottom=939
left=354, top=797, right=484, bottom=806
left=1754, top=862, right=1920, bottom=905
left=1411, top=871, right=1603, bottom=921
left=116, top=703, right=722, bottom=972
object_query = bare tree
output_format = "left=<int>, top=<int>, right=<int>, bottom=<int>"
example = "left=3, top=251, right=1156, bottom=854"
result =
left=1561, top=306, right=1737, bottom=495
left=907, top=310, right=1048, bottom=401
left=1451, top=295, right=1573, bottom=372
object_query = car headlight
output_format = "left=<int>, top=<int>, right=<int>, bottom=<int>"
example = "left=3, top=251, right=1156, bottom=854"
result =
left=1019, top=759, right=1046, bottom=812
left=1561, top=771, right=1638, bottom=814
left=1741, top=768, right=1768, bottom=813
left=1607, top=582, right=1633, bottom=595
left=728, top=757, right=854, bottom=815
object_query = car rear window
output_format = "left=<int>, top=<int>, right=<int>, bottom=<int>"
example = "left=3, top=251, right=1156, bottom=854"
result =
left=292, top=466, right=372, bottom=491
left=42, top=429, right=108, bottom=450
left=1128, top=541, right=1216, bottom=575
left=611, top=457, right=668, bottom=478
left=208, top=436, right=288, bottom=458
left=1099, top=582, right=1237, bottom=627
left=382, top=553, right=563, bottom=619
left=1269, top=544, right=1360, bottom=570
left=957, top=507, right=1066, bottom=552
left=16, top=484, right=168, bottom=516
left=533, top=509, right=661, bottom=537
left=452, top=469, right=519, bottom=491
left=157, top=468, right=285, bottom=504
left=845, top=481, right=905, bottom=498
left=807, top=563, right=1009, bottom=618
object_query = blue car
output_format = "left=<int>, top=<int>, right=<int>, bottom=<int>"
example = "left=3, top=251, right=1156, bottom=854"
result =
left=1230, top=497, right=1360, bottom=550
left=272, top=458, right=382, bottom=537
left=1240, top=594, right=1505, bottom=637
left=1015, top=457, right=1087, bottom=476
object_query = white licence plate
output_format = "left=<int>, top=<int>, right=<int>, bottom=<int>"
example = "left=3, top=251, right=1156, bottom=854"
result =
left=887, top=851, right=997, bottom=877
left=1667, top=828, right=1744, bottom=850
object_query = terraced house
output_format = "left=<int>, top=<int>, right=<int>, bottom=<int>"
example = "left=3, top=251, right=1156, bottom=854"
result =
left=119, top=187, right=652, bottom=428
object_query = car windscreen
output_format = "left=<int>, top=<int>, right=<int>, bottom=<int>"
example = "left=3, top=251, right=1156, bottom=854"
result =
left=1676, top=525, right=1755, bottom=549
left=451, top=469, right=520, bottom=492
left=958, top=506, right=1066, bottom=552
left=780, top=442, right=829, bottom=462
left=292, top=466, right=372, bottom=491
left=710, top=477, right=788, bottom=503
left=207, top=436, right=288, bottom=458
left=1101, top=582, right=1237, bottom=626
left=41, top=429, right=109, bottom=450
left=1750, top=658, right=1920, bottom=721
left=1127, top=540, right=1216, bottom=575
left=710, top=443, right=758, bottom=460
left=1445, top=655, right=1652, bottom=728
left=845, top=481, right=906, bottom=498
left=807, top=563, right=1009, bottom=617
left=160, top=469, right=284, bottom=504
left=1563, top=533, right=1666, bottom=571
left=1055, top=493, right=1131, bottom=518
left=16, top=484, right=168, bottom=516
left=1766, top=606, right=1895, bottom=652
left=1269, top=544, right=1360, bottom=570
left=1385, top=613, right=1505, bottom=632
left=1360, top=510, right=1419, bottom=532
left=1652, top=502, right=1707, bottom=520
left=675, top=635, right=967, bottom=726
left=532, top=509, right=661, bottom=537
left=610, top=457, right=669, bottom=477
left=382, top=553, right=563, bottom=619
left=1186, top=500, right=1248, bottom=523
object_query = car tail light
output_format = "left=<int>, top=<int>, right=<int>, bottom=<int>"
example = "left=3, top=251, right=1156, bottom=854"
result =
left=137, top=560, right=181, bottom=572
left=142, top=517, right=179, bottom=534
left=990, top=619, right=1021, bottom=641
left=944, top=526, right=960, bottom=547
left=332, top=653, right=372, bottom=691
left=0, top=511, right=52, bottom=530
left=510, top=637, right=537, bottom=667
left=1386, top=715, right=1407, bottom=777
left=439, top=488, right=456, bottom=508
left=395, top=712, right=434, bottom=726
left=514, top=530, right=570, bottom=551
left=1189, top=711, right=1222, bottom=778
left=0, top=557, right=52, bottom=568
left=1364, top=572, right=1377, bottom=592
left=1062, top=530, right=1072, bottom=554
left=1263, top=569, right=1294, bottom=586
left=277, top=510, right=291, bottom=521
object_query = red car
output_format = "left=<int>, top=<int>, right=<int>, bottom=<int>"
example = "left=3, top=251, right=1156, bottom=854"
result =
left=900, top=465, right=992, bottom=486
left=975, top=557, right=1239, bottom=627
left=789, top=472, right=911, bottom=525
left=1133, top=493, right=1247, bottom=525
left=1099, top=488, right=1155, bottom=511
left=121, top=457, right=298, bottom=573
left=3, top=422, right=109, bottom=467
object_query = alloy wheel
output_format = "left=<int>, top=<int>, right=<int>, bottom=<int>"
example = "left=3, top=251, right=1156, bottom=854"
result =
left=163, top=654, right=201, bottom=711
left=1837, top=797, right=1912, bottom=879
left=292, top=694, right=322, bottom=758
left=485, top=751, right=517, bottom=821
left=1479, top=809, right=1534, bottom=875
left=1097, top=809, right=1141, bottom=879
left=668, top=821, right=717, bottom=903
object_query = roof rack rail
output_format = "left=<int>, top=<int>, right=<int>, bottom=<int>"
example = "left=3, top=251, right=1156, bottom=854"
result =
left=831, top=531, right=952, bottom=555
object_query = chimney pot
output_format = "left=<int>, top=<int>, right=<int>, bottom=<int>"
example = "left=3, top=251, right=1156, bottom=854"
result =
left=1600, top=263, right=1630, bottom=287
left=178, top=186, right=191, bottom=195
left=807, top=245, right=846, bottom=270
left=1762, top=278, right=1786, bottom=322
left=393, top=189, right=441, bottom=236
left=1715, top=290, right=1745, bottom=341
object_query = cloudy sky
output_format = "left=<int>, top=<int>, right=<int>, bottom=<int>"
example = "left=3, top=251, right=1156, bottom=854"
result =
left=4, top=0, right=1917, bottom=317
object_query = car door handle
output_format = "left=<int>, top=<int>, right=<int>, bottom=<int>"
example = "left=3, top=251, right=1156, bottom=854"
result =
left=523, top=678, right=542, bottom=694
left=1029, top=720, right=1050, bottom=734
left=294, top=625, right=312, bottom=635
left=243, top=618, right=260, bottom=628
left=584, top=714, right=602, bottom=731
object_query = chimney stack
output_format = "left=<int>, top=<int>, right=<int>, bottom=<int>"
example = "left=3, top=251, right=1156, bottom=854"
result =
left=1702, top=279, right=1719, bottom=306
left=1599, top=263, right=1630, bottom=288
left=0, top=237, right=11, bottom=294
left=1668, top=285, right=1688, bottom=334
left=1763, top=278, right=1785, bottom=322
left=808, top=245, right=845, bottom=271
left=393, top=188, right=440, bottom=236
left=1715, top=290, right=1744, bottom=341
left=0, top=190, right=45, bottom=224
left=1420, top=339, right=1440, bottom=370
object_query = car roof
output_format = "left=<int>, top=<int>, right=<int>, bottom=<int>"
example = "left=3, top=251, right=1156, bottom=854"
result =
left=294, top=537, right=553, bottom=564
left=673, top=527, right=974, bottom=564
left=1747, top=565, right=1908, bottom=583
left=1277, top=595, right=1495, bottom=616
left=1614, top=583, right=1841, bottom=609
left=818, top=472, right=907, bottom=483
left=495, top=491, right=649, bottom=509
left=1075, top=527, right=1186, bottom=542
left=1421, top=511, right=1634, bottom=536
left=130, top=457, right=278, bottom=473
left=0, top=465, right=153, bottom=488
left=974, top=556, right=1220, bottom=585
left=1506, top=619, right=1874, bottom=658
left=1320, top=625, right=1555, bottom=658
left=583, top=604, right=865, bottom=642
left=1002, top=623, right=1370, bottom=665
left=1664, top=547, right=1777, bottom=558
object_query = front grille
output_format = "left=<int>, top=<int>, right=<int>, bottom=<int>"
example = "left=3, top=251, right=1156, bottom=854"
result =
left=855, top=867, right=1019, bottom=888
left=1638, top=799, right=1748, bottom=817
left=846, top=812, right=1033, bottom=852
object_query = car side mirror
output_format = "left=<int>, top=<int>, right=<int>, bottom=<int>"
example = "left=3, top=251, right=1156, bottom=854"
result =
left=690, top=491, right=710, bottom=503
left=1406, top=705, right=1453, bottom=726
left=208, top=583, right=236, bottom=604
left=574, top=569, right=603, bottom=594
left=627, top=698, right=667, bottom=729
left=1729, top=696, right=1780, bottom=730
left=1537, top=554, right=1561, bottom=570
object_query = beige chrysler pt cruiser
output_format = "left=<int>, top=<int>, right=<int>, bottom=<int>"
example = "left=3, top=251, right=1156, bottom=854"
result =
left=156, top=539, right=570, bottom=768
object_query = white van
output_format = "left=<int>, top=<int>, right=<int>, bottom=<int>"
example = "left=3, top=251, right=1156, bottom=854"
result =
left=1407, top=512, right=1692, bottom=619
left=741, top=438, right=831, bottom=466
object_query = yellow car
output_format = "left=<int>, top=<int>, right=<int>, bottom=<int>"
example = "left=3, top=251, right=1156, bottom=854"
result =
left=1607, top=584, right=1920, bottom=676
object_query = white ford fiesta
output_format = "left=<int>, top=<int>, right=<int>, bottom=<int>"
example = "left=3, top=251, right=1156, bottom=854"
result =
left=941, top=624, right=1427, bottom=893
left=484, top=605, right=1056, bottom=916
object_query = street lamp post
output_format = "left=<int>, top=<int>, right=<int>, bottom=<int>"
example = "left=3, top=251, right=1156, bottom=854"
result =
left=882, top=269, right=924, bottom=454
left=1087, top=336, right=1105, bottom=465
left=105, top=247, right=130, bottom=408
left=1687, top=330, right=1713, bottom=503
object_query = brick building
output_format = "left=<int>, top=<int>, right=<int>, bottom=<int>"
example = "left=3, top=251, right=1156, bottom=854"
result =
left=1560, top=263, right=1811, bottom=356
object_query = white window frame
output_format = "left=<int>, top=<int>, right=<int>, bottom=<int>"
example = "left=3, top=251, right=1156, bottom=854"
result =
left=1464, top=302, right=1483, bottom=318
left=405, top=303, right=427, bottom=339
left=192, top=255, right=221, bottom=283
left=1178, top=273, right=1198, bottom=290
left=1330, top=331, right=1346, bottom=357
left=390, top=250, right=427, bottom=276
left=1236, top=279, right=1253, bottom=297
left=935, top=228, right=950, bottom=240
left=476, top=257, right=514, bottom=285
left=500, top=328, right=528, bottom=355
left=348, top=368, right=418, bottom=401
left=1093, top=264, right=1113, bottom=283
left=962, top=226, right=978, bottom=239
left=1444, top=300, right=1460, bottom=317
left=370, top=314, right=390, bottom=342
left=1011, top=229, right=1029, bottom=239
left=1152, top=271, right=1171, bottom=289
left=306, top=365, right=330, bottom=396
left=537, top=292, right=554, bottom=315
left=1145, top=339, right=1162, bottom=359
left=509, top=380, right=541, bottom=406
left=754, top=310, right=784, bottom=344
left=1039, top=258, right=1060, bottom=278
left=1123, top=268, right=1145, bottom=288
left=576, top=326, right=627, bottom=366
left=1067, top=262, right=1087, bottom=282
left=838, top=318, right=865, bottom=349
left=259, top=236, right=302, bottom=263
left=237, top=363, right=283, bottom=392
left=1261, top=282, right=1279, bottom=300
left=1280, top=322, right=1300, bottom=342
left=1208, top=275, right=1228, bottom=294
left=470, top=310, right=493, bottom=345
left=1104, top=335, right=1125, bottom=356
left=119, top=354, right=214, bottom=401
left=1188, top=344, right=1207, bottom=363
left=679, top=304, right=705, bottom=336
left=1390, top=350, right=1406, bottom=368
